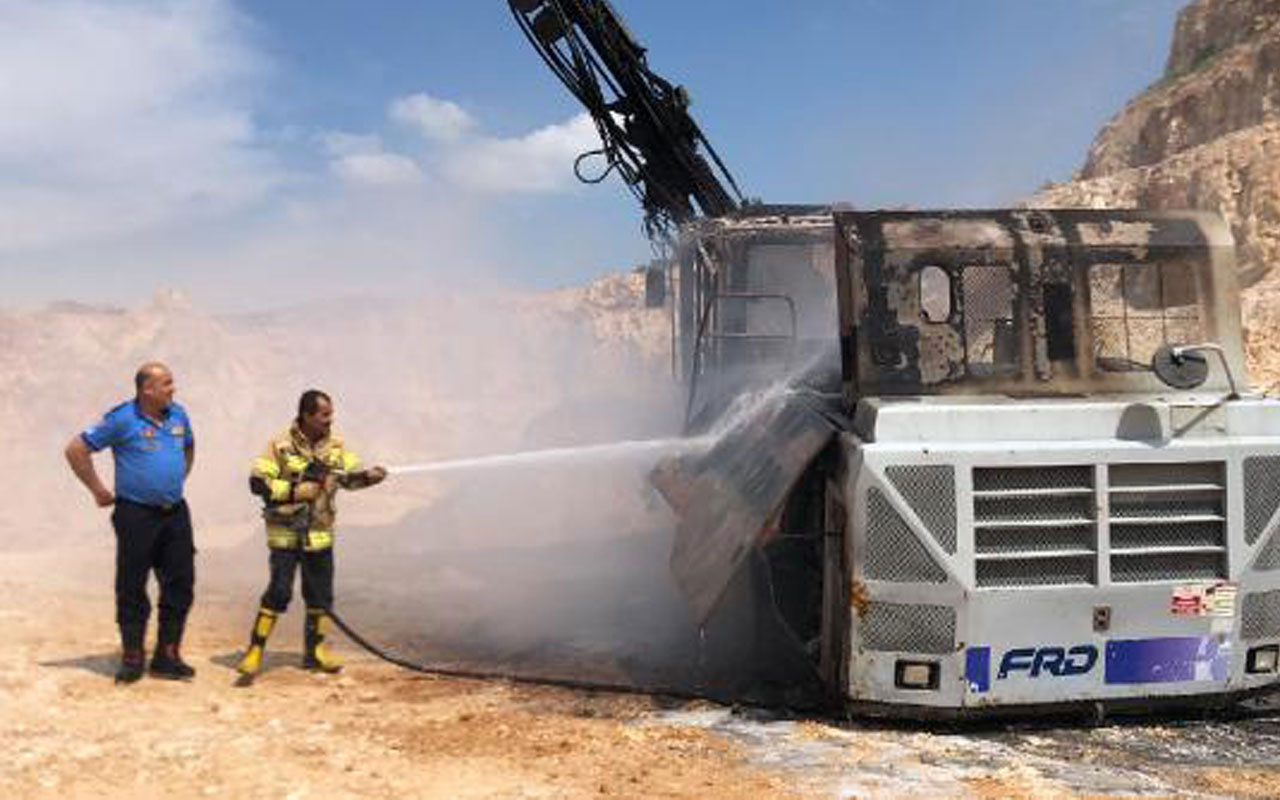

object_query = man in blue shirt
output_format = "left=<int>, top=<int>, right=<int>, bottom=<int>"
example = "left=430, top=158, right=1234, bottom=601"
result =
left=65, top=362, right=197, bottom=684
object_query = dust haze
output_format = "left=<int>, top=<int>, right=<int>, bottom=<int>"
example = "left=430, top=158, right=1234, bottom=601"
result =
left=8, top=272, right=723, bottom=688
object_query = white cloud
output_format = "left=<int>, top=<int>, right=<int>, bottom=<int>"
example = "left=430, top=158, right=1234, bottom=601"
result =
left=390, top=92, right=477, bottom=143
left=334, top=99, right=602, bottom=194
left=320, top=131, right=422, bottom=185
left=331, top=152, right=423, bottom=186
left=321, top=131, right=384, bottom=157
left=320, top=130, right=421, bottom=186
left=444, top=113, right=601, bottom=193
left=0, top=0, right=278, bottom=253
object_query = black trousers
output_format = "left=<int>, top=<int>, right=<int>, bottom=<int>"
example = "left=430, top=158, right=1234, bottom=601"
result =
left=111, top=499, right=195, bottom=651
left=260, top=548, right=334, bottom=613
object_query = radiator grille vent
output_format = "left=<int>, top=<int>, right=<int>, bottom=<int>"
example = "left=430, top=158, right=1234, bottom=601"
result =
left=885, top=465, right=956, bottom=554
left=861, top=602, right=956, bottom=654
left=865, top=488, right=948, bottom=584
left=1111, top=552, right=1223, bottom=583
left=1245, top=456, right=1280, bottom=545
left=977, top=558, right=1096, bottom=588
left=1242, top=590, right=1280, bottom=642
left=969, top=460, right=1230, bottom=588
left=972, top=465, right=1095, bottom=587
left=1108, top=462, right=1225, bottom=583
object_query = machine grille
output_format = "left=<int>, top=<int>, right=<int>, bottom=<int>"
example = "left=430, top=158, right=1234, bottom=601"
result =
left=861, top=602, right=956, bottom=654
left=885, top=465, right=956, bottom=554
left=969, top=461, right=1229, bottom=588
left=972, top=465, right=1095, bottom=588
left=1245, top=456, right=1280, bottom=545
left=1108, top=462, right=1225, bottom=583
left=866, top=488, right=948, bottom=584
left=1242, top=590, right=1280, bottom=642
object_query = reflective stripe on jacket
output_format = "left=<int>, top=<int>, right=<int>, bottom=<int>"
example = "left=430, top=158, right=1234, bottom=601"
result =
left=266, top=525, right=334, bottom=552
left=251, top=423, right=364, bottom=551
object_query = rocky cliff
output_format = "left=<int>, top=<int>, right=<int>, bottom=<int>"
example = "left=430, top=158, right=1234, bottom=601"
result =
left=1034, top=0, right=1280, bottom=387
left=1037, top=0, right=1280, bottom=280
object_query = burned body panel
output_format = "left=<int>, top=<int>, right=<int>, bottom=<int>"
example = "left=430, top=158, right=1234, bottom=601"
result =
left=653, top=390, right=836, bottom=624
left=672, top=208, right=839, bottom=429
left=834, top=209, right=1246, bottom=401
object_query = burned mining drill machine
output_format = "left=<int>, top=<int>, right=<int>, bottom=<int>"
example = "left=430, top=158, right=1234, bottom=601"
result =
left=510, top=0, right=1280, bottom=718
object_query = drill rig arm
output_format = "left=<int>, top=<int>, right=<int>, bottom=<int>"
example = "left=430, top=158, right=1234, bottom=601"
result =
left=508, top=0, right=744, bottom=240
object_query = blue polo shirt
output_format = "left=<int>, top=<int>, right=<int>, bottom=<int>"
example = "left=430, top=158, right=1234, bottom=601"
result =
left=82, top=400, right=194, bottom=507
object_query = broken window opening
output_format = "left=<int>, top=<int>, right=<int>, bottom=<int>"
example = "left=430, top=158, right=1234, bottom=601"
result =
left=1089, top=262, right=1202, bottom=373
left=961, top=264, right=1018, bottom=375
left=918, top=265, right=952, bottom=323
left=1044, top=282, right=1076, bottom=361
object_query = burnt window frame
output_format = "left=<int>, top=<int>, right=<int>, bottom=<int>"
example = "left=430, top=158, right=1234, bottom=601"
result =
left=917, top=264, right=954, bottom=324
left=1087, top=260, right=1204, bottom=374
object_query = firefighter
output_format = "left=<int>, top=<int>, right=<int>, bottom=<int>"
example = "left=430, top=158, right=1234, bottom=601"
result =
left=235, top=389, right=386, bottom=680
left=64, top=362, right=198, bottom=683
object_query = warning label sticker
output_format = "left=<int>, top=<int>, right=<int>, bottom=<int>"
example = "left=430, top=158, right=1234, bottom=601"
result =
left=1171, top=587, right=1204, bottom=616
left=1205, top=582, right=1237, bottom=618
left=1170, top=582, right=1237, bottom=618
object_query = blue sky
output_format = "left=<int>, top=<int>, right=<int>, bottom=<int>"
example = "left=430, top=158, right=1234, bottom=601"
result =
left=0, top=0, right=1185, bottom=311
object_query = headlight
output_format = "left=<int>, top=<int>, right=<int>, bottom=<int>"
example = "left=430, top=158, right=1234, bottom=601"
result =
left=1246, top=645, right=1279, bottom=675
left=895, top=659, right=940, bottom=690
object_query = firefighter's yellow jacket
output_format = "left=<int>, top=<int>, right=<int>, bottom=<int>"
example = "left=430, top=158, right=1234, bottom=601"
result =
left=250, top=423, right=377, bottom=551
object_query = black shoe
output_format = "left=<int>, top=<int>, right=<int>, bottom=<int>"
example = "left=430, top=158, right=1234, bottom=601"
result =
left=116, top=652, right=145, bottom=684
left=150, top=644, right=196, bottom=680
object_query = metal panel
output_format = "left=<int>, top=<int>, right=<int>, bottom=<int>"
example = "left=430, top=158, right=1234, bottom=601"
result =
left=885, top=464, right=956, bottom=554
left=1242, top=590, right=1280, bottom=642
left=1244, top=455, right=1280, bottom=545
left=654, top=391, right=836, bottom=623
left=861, top=602, right=955, bottom=654
left=1255, top=527, right=1280, bottom=571
left=865, top=488, right=948, bottom=584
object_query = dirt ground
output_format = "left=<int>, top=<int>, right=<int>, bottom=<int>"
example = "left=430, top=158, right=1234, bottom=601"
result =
left=6, top=536, right=1280, bottom=799
left=0, top=541, right=817, bottom=800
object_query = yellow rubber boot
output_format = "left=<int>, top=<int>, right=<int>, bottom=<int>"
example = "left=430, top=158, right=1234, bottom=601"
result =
left=303, top=609, right=342, bottom=673
left=235, top=607, right=278, bottom=678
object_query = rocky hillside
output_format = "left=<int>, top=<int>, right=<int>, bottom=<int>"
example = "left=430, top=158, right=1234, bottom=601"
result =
left=1034, top=0, right=1280, bottom=387
left=1081, top=0, right=1280, bottom=182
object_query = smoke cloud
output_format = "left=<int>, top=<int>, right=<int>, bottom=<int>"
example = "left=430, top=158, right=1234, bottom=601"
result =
left=18, top=271, right=735, bottom=689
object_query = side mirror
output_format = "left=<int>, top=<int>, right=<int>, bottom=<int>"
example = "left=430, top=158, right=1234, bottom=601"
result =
left=1152, top=342, right=1239, bottom=397
left=645, top=264, right=667, bottom=308
left=1151, top=343, right=1209, bottom=390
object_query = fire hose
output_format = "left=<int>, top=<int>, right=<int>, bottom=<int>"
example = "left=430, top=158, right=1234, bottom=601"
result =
left=286, top=454, right=717, bottom=701
left=273, top=441, right=791, bottom=706
left=320, top=603, right=715, bottom=702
